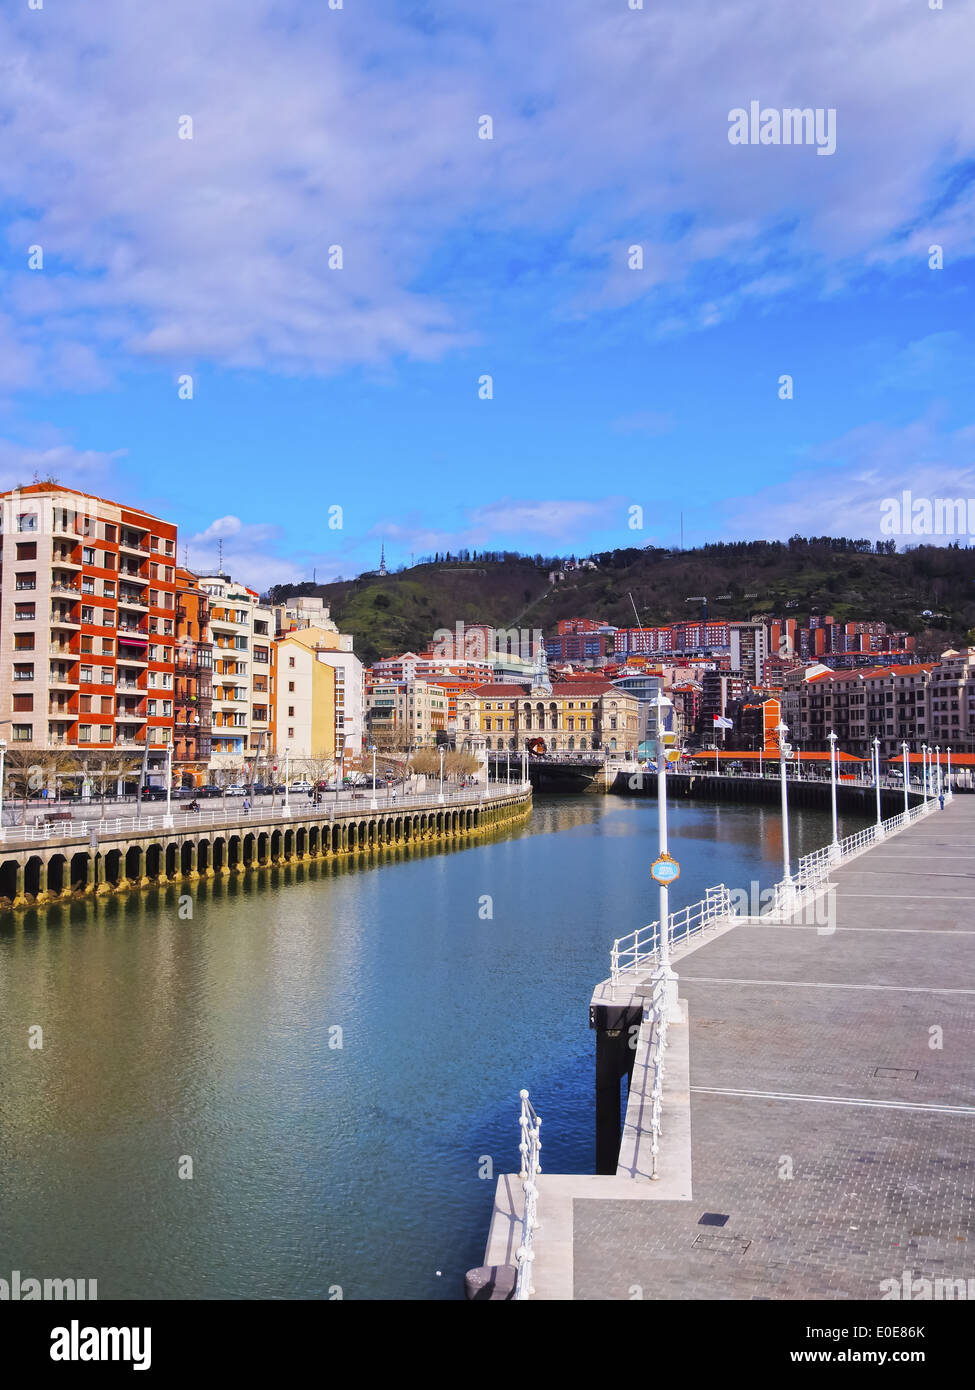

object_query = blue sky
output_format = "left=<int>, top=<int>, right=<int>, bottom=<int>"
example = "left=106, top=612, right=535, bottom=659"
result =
left=2, top=0, right=974, bottom=587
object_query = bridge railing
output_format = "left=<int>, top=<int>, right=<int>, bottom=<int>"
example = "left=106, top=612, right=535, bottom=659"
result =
left=610, top=883, right=733, bottom=987
left=515, top=1089, right=542, bottom=1301
left=770, top=793, right=939, bottom=914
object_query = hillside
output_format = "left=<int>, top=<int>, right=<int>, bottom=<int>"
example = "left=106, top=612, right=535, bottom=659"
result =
left=269, top=539, right=975, bottom=664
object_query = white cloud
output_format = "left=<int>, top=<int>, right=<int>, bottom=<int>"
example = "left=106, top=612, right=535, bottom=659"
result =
left=0, top=0, right=972, bottom=384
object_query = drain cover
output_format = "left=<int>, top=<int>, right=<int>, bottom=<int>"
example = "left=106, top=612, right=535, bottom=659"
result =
left=693, top=1231, right=751, bottom=1254
left=873, top=1067, right=918, bottom=1080
left=698, top=1212, right=730, bottom=1227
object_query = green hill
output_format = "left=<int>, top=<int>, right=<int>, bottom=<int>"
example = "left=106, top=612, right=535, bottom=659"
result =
left=269, top=538, right=975, bottom=664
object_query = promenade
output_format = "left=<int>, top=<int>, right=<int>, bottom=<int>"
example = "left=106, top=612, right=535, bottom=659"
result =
left=485, top=793, right=975, bottom=1300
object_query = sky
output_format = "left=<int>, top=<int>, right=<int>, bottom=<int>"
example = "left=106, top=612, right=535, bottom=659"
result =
left=1, top=0, right=974, bottom=588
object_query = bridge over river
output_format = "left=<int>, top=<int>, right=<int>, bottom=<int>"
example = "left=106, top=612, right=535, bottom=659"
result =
left=478, top=790, right=975, bottom=1300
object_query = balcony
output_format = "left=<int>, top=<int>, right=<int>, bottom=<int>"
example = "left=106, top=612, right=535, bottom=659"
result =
left=48, top=703, right=75, bottom=718
left=51, top=581, right=81, bottom=597
left=50, top=612, right=81, bottom=630
left=49, top=671, right=77, bottom=689
left=116, top=709, right=144, bottom=722
left=116, top=679, right=143, bottom=691
left=119, top=536, right=150, bottom=556
left=52, top=550, right=82, bottom=569
left=117, top=622, right=148, bottom=636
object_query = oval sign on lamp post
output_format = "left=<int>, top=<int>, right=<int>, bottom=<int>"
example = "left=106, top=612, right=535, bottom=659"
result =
left=651, top=852, right=680, bottom=885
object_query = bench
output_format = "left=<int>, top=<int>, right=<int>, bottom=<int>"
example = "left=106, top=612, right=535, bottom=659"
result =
left=39, top=811, right=73, bottom=826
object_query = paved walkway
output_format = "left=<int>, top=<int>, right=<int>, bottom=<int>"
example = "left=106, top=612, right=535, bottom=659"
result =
left=489, top=796, right=975, bottom=1299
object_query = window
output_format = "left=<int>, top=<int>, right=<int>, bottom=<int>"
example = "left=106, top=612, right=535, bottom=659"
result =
left=104, top=524, right=117, bottom=543
left=103, top=582, right=115, bottom=597
left=80, top=696, right=91, bottom=713
left=288, top=706, right=295, bottom=717
left=289, top=657, right=295, bottom=668
left=82, top=578, right=96, bottom=594
left=13, top=693, right=33, bottom=712
left=99, top=726, right=112, bottom=742
left=16, top=572, right=36, bottom=590
left=79, top=725, right=92, bottom=742
left=288, top=727, right=294, bottom=738
left=14, top=633, right=34, bottom=650
left=102, top=610, right=115, bottom=627
left=100, top=668, right=113, bottom=684
left=81, top=606, right=95, bottom=624
left=16, top=541, right=36, bottom=560
left=15, top=603, right=35, bottom=620
left=13, top=663, right=34, bottom=681
left=80, top=665, right=93, bottom=683
left=80, top=637, right=93, bottom=653
left=12, top=724, right=32, bottom=740
left=288, top=681, right=295, bottom=692
left=16, top=513, right=37, bottom=532
left=100, top=696, right=113, bottom=714
left=83, top=546, right=95, bottom=564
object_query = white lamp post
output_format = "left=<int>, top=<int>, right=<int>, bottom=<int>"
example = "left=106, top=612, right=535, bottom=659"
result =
left=0, top=738, right=6, bottom=843
left=652, top=690, right=680, bottom=1022
left=873, top=736, right=883, bottom=834
left=777, top=721, right=794, bottom=909
left=438, top=745, right=445, bottom=804
left=935, top=745, right=942, bottom=799
left=921, top=744, right=929, bottom=799
left=162, top=742, right=174, bottom=828
left=283, top=748, right=291, bottom=817
left=946, top=746, right=952, bottom=799
left=370, top=743, right=378, bottom=810
left=827, top=730, right=840, bottom=856
left=902, top=742, right=910, bottom=820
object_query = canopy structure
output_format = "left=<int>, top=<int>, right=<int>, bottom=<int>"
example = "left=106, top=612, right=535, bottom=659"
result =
left=683, top=749, right=865, bottom=764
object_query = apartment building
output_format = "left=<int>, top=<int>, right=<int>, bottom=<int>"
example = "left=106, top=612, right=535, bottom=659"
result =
left=174, top=568, right=213, bottom=786
left=197, top=573, right=275, bottom=770
left=365, top=680, right=449, bottom=749
left=921, top=648, right=975, bottom=754
left=785, top=662, right=937, bottom=759
left=275, top=626, right=364, bottom=767
left=0, top=483, right=177, bottom=780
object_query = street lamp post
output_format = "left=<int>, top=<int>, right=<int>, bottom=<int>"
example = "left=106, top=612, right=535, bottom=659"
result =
left=921, top=744, right=929, bottom=800
left=902, top=742, right=910, bottom=820
left=828, top=730, right=840, bottom=856
left=438, top=745, right=445, bottom=804
left=162, top=742, right=174, bottom=828
left=873, top=736, right=883, bottom=834
left=370, top=743, right=378, bottom=810
left=947, top=746, right=953, bottom=798
left=777, top=721, right=794, bottom=910
left=652, top=691, right=680, bottom=1022
left=0, top=738, right=6, bottom=842
left=283, top=749, right=291, bottom=817
left=935, top=745, right=942, bottom=799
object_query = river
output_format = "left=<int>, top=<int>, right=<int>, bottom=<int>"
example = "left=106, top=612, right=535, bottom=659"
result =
left=0, top=791, right=868, bottom=1300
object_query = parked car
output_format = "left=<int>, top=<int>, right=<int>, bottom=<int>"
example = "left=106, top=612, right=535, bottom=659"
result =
left=250, top=782, right=271, bottom=796
left=271, top=783, right=286, bottom=794
left=225, top=784, right=247, bottom=796
left=139, top=786, right=167, bottom=801
left=290, top=780, right=313, bottom=792
left=175, top=787, right=199, bottom=800
left=199, top=785, right=223, bottom=798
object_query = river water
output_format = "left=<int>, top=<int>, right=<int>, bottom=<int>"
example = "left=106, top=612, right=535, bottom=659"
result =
left=0, top=791, right=867, bottom=1300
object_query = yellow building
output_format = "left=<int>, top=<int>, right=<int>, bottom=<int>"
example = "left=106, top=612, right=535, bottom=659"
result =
left=465, top=675, right=640, bottom=754
left=273, top=625, right=365, bottom=773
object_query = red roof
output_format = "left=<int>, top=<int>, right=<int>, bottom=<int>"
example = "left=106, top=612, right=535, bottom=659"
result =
left=471, top=680, right=618, bottom=697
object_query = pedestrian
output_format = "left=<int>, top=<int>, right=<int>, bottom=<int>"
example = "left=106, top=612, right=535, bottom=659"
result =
left=938, top=792, right=945, bottom=809
left=243, top=796, right=251, bottom=814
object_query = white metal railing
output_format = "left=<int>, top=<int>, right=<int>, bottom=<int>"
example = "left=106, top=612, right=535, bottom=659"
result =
left=610, top=883, right=732, bottom=987
left=770, top=794, right=940, bottom=914
left=515, top=1089, right=542, bottom=1301
left=1, top=781, right=531, bottom=845
left=646, top=997, right=669, bottom=1181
